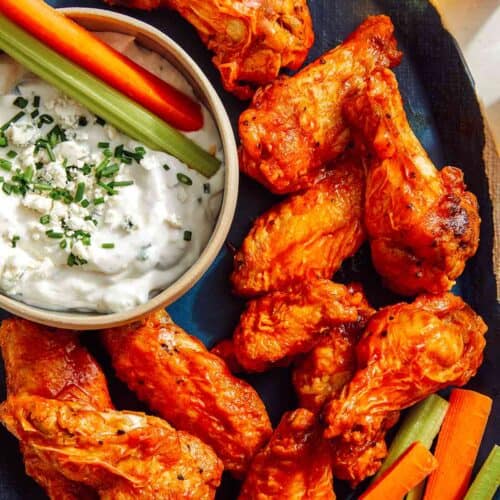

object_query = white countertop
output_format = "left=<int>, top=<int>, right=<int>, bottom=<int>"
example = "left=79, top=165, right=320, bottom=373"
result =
left=435, top=0, right=500, bottom=147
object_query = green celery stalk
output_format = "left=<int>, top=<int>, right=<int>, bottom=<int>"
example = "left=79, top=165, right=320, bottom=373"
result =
left=0, top=14, right=221, bottom=178
left=374, top=394, right=449, bottom=485
left=464, top=445, right=500, bottom=500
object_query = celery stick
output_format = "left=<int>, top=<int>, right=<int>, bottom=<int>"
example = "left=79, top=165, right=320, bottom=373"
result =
left=0, top=15, right=221, bottom=178
left=374, top=394, right=449, bottom=481
left=464, top=445, right=500, bottom=500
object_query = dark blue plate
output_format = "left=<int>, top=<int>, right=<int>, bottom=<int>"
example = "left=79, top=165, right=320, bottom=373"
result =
left=1, top=1, right=498, bottom=498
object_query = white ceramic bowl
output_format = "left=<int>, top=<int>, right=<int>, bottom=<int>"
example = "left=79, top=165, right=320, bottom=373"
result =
left=0, top=8, right=239, bottom=330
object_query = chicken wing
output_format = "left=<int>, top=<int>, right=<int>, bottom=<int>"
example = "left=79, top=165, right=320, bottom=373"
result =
left=292, top=290, right=373, bottom=414
left=239, top=15, right=402, bottom=194
left=322, top=293, right=487, bottom=485
left=0, top=318, right=111, bottom=500
left=102, top=309, right=272, bottom=476
left=1, top=395, right=222, bottom=499
left=231, top=156, right=365, bottom=297
left=104, top=0, right=314, bottom=99
left=344, top=68, right=480, bottom=295
left=239, top=409, right=335, bottom=500
left=231, top=280, right=374, bottom=373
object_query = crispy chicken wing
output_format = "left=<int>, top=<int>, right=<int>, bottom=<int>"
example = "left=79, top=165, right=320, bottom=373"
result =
left=103, top=309, right=272, bottom=476
left=322, top=293, right=487, bottom=485
left=344, top=68, right=480, bottom=295
left=231, top=280, right=374, bottom=373
left=239, top=409, right=335, bottom=500
left=231, top=157, right=365, bottom=297
left=0, top=395, right=222, bottom=499
left=104, top=0, right=314, bottom=99
left=0, top=318, right=111, bottom=500
left=292, top=290, right=374, bottom=413
left=239, top=15, right=401, bottom=193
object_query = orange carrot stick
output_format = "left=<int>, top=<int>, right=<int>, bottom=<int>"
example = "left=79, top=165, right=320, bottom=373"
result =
left=360, top=442, right=438, bottom=500
left=0, top=0, right=203, bottom=131
left=423, top=389, right=493, bottom=500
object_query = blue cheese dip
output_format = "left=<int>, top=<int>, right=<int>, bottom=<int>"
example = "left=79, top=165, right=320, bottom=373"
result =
left=0, top=33, right=224, bottom=313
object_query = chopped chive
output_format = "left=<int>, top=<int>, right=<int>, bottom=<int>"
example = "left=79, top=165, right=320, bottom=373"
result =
left=100, top=164, right=119, bottom=178
left=103, top=149, right=113, bottom=158
left=0, top=159, right=12, bottom=171
left=98, top=142, right=110, bottom=149
left=30, top=109, right=39, bottom=119
left=114, top=144, right=124, bottom=158
left=37, top=114, right=54, bottom=127
left=78, top=116, right=88, bottom=127
left=1, top=111, right=25, bottom=131
left=39, top=214, right=51, bottom=225
left=23, top=166, right=33, bottom=182
left=33, top=183, right=52, bottom=191
left=109, top=180, right=133, bottom=188
left=81, top=198, right=90, bottom=208
left=183, top=230, right=192, bottom=241
left=101, top=243, right=115, bottom=249
left=0, top=134, right=7, bottom=147
left=33, top=95, right=40, bottom=108
left=11, top=235, right=20, bottom=248
left=93, top=197, right=105, bottom=205
left=82, top=235, right=91, bottom=246
left=6, top=150, right=17, bottom=159
left=203, top=182, right=210, bottom=193
left=13, top=96, right=28, bottom=109
left=97, top=181, right=117, bottom=195
left=120, top=156, right=132, bottom=165
left=46, top=229, right=64, bottom=239
left=47, top=125, right=65, bottom=147
left=95, top=158, right=110, bottom=177
left=177, top=173, right=192, bottom=186
left=59, top=239, right=67, bottom=249
left=74, top=182, right=85, bottom=202
left=95, top=116, right=106, bottom=126
left=35, top=161, right=44, bottom=170
left=163, top=164, right=170, bottom=171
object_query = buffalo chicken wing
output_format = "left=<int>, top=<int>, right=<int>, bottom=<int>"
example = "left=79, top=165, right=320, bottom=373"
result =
left=231, top=157, right=365, bottom=297
left=323, top=293, right=487, bottom=485
left=239, top=409, right=335, bottom=499
left=103, top=309, right=272, bottom=476
left=344, top=68, right=480, bottom=295
left=239, top=15, right=401, bottom=193
left=104, top=0, right=314, bottom=99
left=1, top=395, right=222, bottom=499
left=231, top=280, right=374, bottom=373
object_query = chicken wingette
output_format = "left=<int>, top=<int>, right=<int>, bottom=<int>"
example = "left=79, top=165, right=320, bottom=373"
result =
left=344, top=68, right=480, bottom=295
left=239, top=409, right=335, bottom=499
left=104, top=0, right=314, bottom=99
left=0, top=318, right=223, bottom=499
left=239, top=15, right=401, bottom=194
left=103, top=309, right=272, bottom=477
left=1, top=396, right=222, bottom=499
left=322, top=294, right=487, bottom=485
left=231, top=156, right=365, bottom=297
left=230, top=280, right=373, bottom=373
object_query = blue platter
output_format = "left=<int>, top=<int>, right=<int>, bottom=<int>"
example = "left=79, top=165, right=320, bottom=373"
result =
left=0, top=1, right=498, bottom=498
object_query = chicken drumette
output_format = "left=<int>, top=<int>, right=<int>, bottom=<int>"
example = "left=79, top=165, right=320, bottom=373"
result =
left=322, top=293, right=487, bottom=485
left=229, top=279, right=373, bottom=373
left=103, top=309, right=272, bottom=477
left=239, top=15, right=401, bottom=194
left=344, top=68, right=480, bottom=295
left=231, top=156, right=365, bottom=297
left=0, top=318, right=222, bottom=499
left=104, top=0, right=314, bottom=99
left=239, top=409, right=335, bottom=499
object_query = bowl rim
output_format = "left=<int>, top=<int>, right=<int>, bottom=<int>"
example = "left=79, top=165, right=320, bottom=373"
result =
left=0, top=7, right=239, bottom=330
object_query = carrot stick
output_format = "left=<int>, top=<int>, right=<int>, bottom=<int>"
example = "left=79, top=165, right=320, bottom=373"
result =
left=423, top=389, right=493, bottom=500
left=0, top=0, right=203, bottom=131
left=360, top=442, right=438, bottom=500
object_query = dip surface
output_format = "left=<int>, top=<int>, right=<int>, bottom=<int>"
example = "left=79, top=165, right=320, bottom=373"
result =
left=0, top=34, right=224, bottom=313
